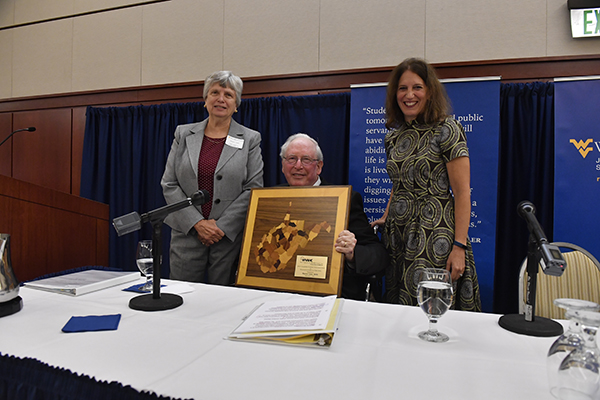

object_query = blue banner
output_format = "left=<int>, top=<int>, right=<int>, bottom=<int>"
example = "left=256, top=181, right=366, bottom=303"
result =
left=554, top=77, right=600, bottom=259
left=349, top=78, right=500, bottom=312
left=349, top=84, right=390, bottom=222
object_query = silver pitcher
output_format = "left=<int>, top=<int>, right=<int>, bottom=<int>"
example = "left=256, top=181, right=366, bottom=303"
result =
left=0, top=233, right=23, bottom=317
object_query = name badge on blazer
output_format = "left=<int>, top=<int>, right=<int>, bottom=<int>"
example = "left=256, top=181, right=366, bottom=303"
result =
left=226, top=136, right=244, bottom=149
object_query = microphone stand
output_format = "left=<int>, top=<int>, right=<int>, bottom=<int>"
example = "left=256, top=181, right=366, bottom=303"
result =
left=128, top=214, right=183, bottom=312
left=112, top=190, right=209, bottom=312
left=498, top=236, right=564, bottom=337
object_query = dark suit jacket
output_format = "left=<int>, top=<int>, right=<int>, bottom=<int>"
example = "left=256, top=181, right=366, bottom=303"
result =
left=341, top=187, right=390, bottom=300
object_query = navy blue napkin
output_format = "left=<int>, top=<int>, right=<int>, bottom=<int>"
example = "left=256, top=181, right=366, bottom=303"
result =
left=123, top=283, right=165, bottom=293
left=62, top=314, right=121, bottom=333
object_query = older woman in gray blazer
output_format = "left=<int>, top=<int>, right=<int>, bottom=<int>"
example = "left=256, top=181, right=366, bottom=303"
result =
left=161, top=71, right=264, bottom=285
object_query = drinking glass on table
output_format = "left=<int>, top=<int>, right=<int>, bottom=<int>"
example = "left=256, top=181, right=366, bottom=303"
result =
left=548, top=298, right=600, bottom=398
left=136, top=240, right=153, bottom=292
left=555, top=310, right=600, bottom=400
left=416, top=268, right=453, bottom=343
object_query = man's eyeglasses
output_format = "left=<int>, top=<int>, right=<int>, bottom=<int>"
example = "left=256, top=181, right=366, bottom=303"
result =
left=283, top=156, right=319, bottom=166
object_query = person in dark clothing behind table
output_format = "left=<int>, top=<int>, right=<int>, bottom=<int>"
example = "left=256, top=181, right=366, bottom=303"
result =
left=279, top=133, right=389, bottom=300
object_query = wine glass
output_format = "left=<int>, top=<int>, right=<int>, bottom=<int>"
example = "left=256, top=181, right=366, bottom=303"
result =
left=416, top=268, right=453, bottom=343
left=548, top=299, right=600, bottom=398
left=555, top=310, right=600, bottom=400
left=136, top=240, right=153, bottom=292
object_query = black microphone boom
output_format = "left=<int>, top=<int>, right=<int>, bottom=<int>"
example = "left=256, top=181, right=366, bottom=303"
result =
left=517, top=201, right=546, bottom=244
left=0, top=127, right=36, bottom=148
left=112, top=190, right=210, bottom=236
left=141, top=189, right=210, bottom=225
left=517, top=200, right=566, bottom=277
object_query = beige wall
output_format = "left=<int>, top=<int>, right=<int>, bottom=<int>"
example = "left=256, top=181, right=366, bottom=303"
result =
left=0, top=0, right=598, bottom=100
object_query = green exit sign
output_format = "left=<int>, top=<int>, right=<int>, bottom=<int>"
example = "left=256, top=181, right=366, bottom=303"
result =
left=569, top=0, right=600, bottom=37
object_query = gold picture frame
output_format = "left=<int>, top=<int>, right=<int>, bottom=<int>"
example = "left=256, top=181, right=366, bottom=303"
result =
left=236, top=186, right=351, bottom=296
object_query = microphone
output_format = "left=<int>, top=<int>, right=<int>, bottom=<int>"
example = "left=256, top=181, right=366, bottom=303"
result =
left=0, top=127, right=36, bottom=148
left=498, top=200, right=566, bottom=336
left=112, top=190, right=210, bottom=236
left=517, top=200, right=566, bottom=276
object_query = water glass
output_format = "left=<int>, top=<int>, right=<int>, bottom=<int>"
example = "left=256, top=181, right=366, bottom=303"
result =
left=555, top=310, right=600, bottom=400
left=136, top=240, right=153, bottom=292
left=548, top=299, right=600, bottom=398
left=416, top=268, right=453, bottom=343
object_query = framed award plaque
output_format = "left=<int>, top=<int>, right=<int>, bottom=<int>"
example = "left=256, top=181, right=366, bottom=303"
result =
left=236, top=186, right=351, bottom=296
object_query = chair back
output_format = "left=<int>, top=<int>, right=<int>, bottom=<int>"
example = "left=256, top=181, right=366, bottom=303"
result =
left=518, top=242, right=600, bottom=319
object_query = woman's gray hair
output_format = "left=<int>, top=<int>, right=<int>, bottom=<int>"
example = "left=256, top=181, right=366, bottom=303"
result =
left=203, top=71, right=243, bottom=107
left=280, top=133, right=324, bottom=161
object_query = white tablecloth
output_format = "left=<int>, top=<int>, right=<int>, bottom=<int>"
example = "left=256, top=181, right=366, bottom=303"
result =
left=0, top=279, right=560, bottom=399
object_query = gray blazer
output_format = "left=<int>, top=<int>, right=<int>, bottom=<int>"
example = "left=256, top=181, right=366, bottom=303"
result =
left=161, top=118, right=264, bottom=242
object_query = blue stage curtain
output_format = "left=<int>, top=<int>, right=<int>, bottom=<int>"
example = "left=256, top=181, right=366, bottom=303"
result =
left=80, top=93, right=350, bottom=274
left=81, top=103, right=207, bottom=273
left=494, top=82, right=555, bottom=314
left=236, top=93, right=351, bottom=186
left=0, top=353, right=183, bottom=400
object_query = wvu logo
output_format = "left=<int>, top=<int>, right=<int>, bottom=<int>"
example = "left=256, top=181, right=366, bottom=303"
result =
left=570, top=139, right=594, bottom=158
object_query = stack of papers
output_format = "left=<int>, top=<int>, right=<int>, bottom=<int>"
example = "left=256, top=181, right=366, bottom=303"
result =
left=24, top=270, right=140, bottom=296
left=227, top=295, right=343, bottom=348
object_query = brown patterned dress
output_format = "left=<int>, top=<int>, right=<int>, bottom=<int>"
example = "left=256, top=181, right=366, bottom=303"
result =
left=383, top=116, right=481, bottom=311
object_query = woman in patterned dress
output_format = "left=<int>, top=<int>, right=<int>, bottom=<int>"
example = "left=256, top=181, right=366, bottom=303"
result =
left=371, top=58, right=481, bottom=311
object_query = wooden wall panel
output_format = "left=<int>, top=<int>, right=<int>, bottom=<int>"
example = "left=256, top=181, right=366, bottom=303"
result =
left=0, top=113, right=12, bottom=176
left=12, top=109, right=72, bottom=194
left=72, top=107, right=87, bottom=196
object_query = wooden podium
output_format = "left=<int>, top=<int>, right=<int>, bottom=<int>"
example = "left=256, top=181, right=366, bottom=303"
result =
left=0, top=175, right=109, bottom=282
